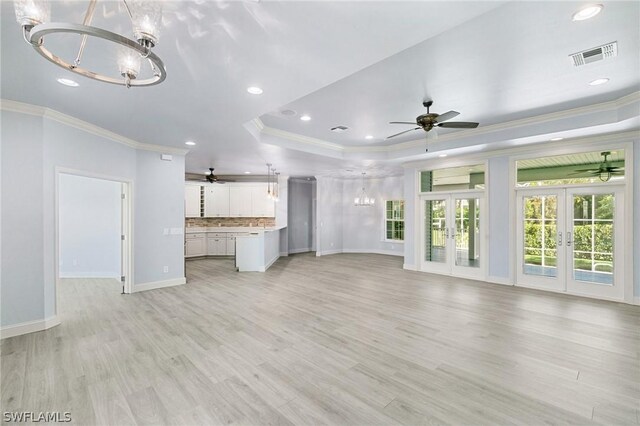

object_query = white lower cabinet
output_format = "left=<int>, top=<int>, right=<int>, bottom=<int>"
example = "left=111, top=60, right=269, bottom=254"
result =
left=226, top=236, right=236, bottom=255
left=207, top=236, right=227, bottom=256
left=185, top=234, right=206, bottom=257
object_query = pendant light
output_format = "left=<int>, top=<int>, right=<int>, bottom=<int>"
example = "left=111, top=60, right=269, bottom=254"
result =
left=266, top=163, right=272, bottom=199
left=273, top=172, right=280, bottom=202
left=354, top=172, right=375, bottom=206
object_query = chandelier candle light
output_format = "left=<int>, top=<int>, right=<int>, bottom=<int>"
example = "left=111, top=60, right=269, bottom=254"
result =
left=354, top=172, right=375, bottom=207
left=14, top=0, right=167, bottom=88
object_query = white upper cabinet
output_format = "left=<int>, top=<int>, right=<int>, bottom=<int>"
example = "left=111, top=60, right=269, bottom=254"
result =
left=251, top=185, right=275, bottom=217
left=204, top=185, right=230, bottom=217
left=185, top=184, right=202, bottom=217
left=229, top=186, right=253, bottom=217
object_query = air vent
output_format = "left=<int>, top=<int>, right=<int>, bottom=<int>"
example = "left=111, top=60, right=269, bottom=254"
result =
left=330, top=126, right=349, bottom=133
left=570, top=41, right=617, bottom=67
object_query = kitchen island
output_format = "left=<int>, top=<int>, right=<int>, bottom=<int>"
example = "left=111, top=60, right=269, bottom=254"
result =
left=185, top=226, right=286, bottom=272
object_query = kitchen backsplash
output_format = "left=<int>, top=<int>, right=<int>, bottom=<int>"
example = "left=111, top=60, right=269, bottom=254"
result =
left=186, top=217, right=276, bottom=228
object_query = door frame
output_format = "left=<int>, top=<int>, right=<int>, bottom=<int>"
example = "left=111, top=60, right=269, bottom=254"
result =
left=54, top=167, right=134, bottom=318
left=419, top=189, right=487, bottom=279
left=509, top=141, right=635, bottom=304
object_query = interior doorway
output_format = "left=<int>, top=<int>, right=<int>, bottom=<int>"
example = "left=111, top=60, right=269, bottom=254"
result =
left=56, top=170, right=132, bottom=306
left=288, top=177, right=317, bottom=254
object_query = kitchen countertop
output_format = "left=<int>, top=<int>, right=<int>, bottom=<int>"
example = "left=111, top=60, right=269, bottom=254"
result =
left=185, top=225, right=286, bottom=234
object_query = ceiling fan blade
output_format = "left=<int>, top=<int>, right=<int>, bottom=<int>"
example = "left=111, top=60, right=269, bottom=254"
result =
left=435, top=110, right=460, bottom=123
left=386, top=127, right=421, bottom=139
left=573, top=168, right=600, bottom=172
left=389, top=121, right=417, bottom=125
left=437, top=121, right=479, bottom=129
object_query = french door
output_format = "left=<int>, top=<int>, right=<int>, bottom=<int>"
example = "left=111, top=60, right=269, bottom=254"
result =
left=516, top=186, right=624, bottom=300
left=420, top=192, right=484, bottom=279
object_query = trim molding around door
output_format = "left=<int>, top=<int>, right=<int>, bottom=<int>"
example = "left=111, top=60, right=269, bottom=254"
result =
left=133, top=277, right=186, bottom=293
left=54, top=167, right=135, bottom=323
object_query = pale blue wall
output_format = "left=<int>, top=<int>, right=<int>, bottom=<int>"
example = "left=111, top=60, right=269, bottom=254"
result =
left=634, top=142, right=640, bottom=298
left=487, top=156, right=511, bottom=280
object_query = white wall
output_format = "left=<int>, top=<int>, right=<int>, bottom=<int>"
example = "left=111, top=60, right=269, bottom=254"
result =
left=59, top=174, right=121, bottom=278
left=316, top=177, right=344, bottom=254
left=288, top=179, right=314, bottom=253
left=1, top=112, right=45, bottom=326
left=1, top=109, right=186, bottom=328
left=342, top=176, right=404, bottom=255
left=486, top=156, right=511, bottom=281
left=315, top=175, right=404, bottom=256
left=634, top=143, right=640, bottom=299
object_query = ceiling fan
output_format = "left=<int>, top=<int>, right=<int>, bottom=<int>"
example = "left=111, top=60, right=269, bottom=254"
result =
left=201, top=168, right=233, bottom=184
left=571, top=151, right=624, bottom=182
left=387, top=100, right=479, bottom=143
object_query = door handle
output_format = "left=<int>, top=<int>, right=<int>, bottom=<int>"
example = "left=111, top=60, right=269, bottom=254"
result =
left=558, top=232, right=562, bottom=246
left=451, top=227, right=456, bottom=239
left=566, top=231, right=572, bottom=246
left=444, top=227, right=449, bottom=239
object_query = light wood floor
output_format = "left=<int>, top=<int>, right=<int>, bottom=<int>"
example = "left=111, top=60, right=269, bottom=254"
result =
left=2, top=253, right=639, bottom=425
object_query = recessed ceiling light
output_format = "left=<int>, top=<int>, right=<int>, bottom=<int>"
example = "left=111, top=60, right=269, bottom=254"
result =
left=572, top=4, right=603, bottom=21
left=247, top=86, right=263, bottom=95
left=589, top=78, right=609, bottom=86
left=439, top=154, right=447, bottom=158
left=365, top=135, right=374, bottom=140
left=185, top=141, right=196, bottom=146
left=57, top=78, right=79, bottom=87
left=300, top=115, right=311, bottom=121
left=550, top=137, right=564, bottom=141
left=244, top=171, right=251, bottom=174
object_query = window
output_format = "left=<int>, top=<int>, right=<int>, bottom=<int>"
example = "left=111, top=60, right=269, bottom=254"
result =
left=385, top=200, right=405, bottom=241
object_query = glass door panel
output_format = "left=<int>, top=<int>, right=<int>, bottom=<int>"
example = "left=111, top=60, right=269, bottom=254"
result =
left=522, top=194, right=558, bottom=278
left=454, top=198, right=480, bottom=268
left=566, top=187, right=623, bottom=300
left=516, top=190, right=564, bottom=291
left=424, top=199, right=447, bottom=263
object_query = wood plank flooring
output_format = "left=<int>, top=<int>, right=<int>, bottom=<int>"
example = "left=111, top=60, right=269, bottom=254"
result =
left=2, top=253, right=639, bottom=425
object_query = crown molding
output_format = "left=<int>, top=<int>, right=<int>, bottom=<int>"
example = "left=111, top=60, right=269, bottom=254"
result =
left=1, top=99, right=189, bottom=156
left=401, top=130, right=640, bottom=169
left=257, top=91, right=640, bottom=155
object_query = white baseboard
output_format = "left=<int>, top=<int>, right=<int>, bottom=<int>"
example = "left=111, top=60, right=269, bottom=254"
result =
left=288, top=248, right=312, bottom=254
left=1, top=315, right=61, bottom=339
left=342, top=249, right=403, bottom=257
left=486, top=275, right=513, bottom=286
left=403, top=263, right=417, bottom=271
left=279, top=252, right=289, bottom=257
left=264, top=254, right=280, bottom=271
left=317, top=249, right=343, bottom=256
left=133, top=277, right=186, bottom=293
left=317, top=249, right=403, bottom=257
left=59, top=273, right=120, bottom=279
left=634, top=297, right=640, bottom=305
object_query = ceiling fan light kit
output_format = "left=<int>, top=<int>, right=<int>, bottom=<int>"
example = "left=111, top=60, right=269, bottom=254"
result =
left=14, top=0, right=167, bottom=88
left=570, top=151, right=624, bottom=182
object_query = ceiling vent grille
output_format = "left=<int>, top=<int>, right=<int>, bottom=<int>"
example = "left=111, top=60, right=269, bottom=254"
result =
left=570, top=42, right=617, bottom=67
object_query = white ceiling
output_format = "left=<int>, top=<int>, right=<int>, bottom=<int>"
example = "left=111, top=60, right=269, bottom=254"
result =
left=2, top=1, right=639, bottom=178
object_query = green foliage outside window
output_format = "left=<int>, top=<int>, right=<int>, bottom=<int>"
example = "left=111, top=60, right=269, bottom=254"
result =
left=386, top=200, right=404, bottom=241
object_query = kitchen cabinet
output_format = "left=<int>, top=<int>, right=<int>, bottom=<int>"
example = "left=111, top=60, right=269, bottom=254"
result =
left=204, top=185, right=230, bottom=217
left=229, top=187, right=253, bottom=217
left=207, top=236, right=227, bottom=255
left=185, top=184, right=202, bottom=218
left=185, top=233, right=206, bottom=257
left=250, top=185, right=275, bottom=217
left=226, top=236, right=237, bottom=255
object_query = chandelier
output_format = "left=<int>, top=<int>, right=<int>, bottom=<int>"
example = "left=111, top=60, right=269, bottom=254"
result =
left=354, top=172, right=375, bottom=207
left=14, top=0, right=167, bottom=88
